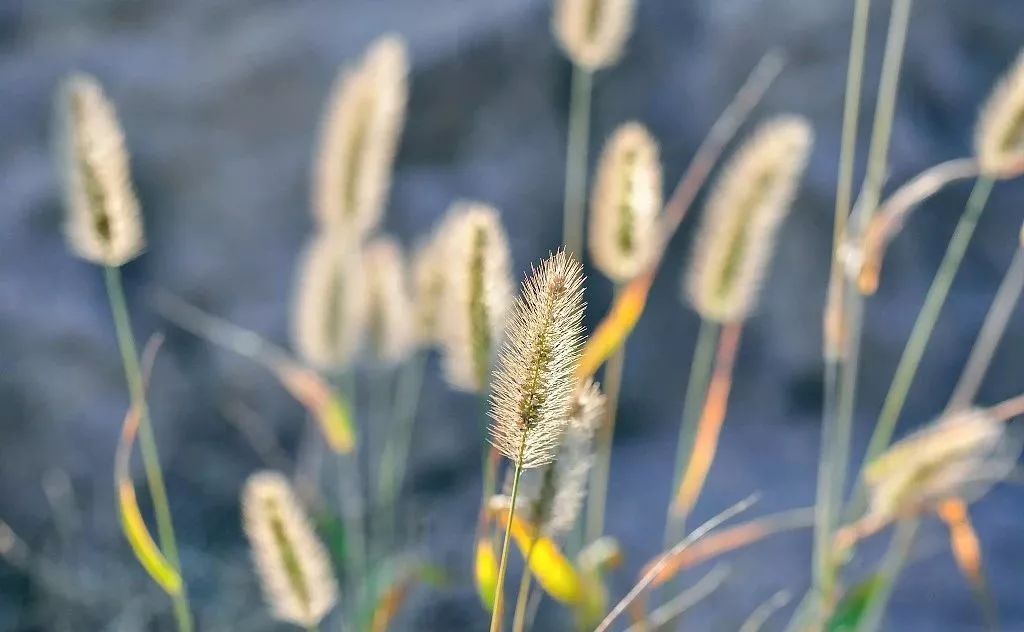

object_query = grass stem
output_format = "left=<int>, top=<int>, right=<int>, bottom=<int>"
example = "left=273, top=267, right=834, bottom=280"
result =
left=510, top=536, right=538, bottom=632
left=563, top=65, right=593, bottom=256
left=490, top=459, right=524, bottom=632
left=104, top=266, right=193, bottom=632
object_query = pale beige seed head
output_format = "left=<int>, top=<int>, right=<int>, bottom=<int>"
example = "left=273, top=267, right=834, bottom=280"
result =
left=976, top=49, right=1024, bottom=179
left=864, top=408, right=1015, bottom=522
left=553, top=0, right=635, bottom=71
left=440, top=203, right=514, bottom=393
left=242, top=471, right=338, bottom=628
left=543, top=378, right=605, bottom=536
left=313, top=34, right=409, bottom=237
left=56, top=73, right=144, bottom=266
left=412, top=235, right=446, bottom=347
left=687, top=116, right=813, bottom=323
left=291, top=232, right=366, bottom=370
left=362, top=236, right=415, bottom=365
left=589, top=122, right=662, bottom=283
left=489, top=251, right=586, bottom=469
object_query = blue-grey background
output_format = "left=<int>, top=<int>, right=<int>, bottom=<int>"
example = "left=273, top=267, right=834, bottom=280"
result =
left=2, top=0, right=1024, bottom=630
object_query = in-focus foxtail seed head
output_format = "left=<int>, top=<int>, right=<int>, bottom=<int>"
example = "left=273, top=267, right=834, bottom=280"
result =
left=553, top=0, right=636, bottom=71
left=291, top=232, right=366, bottom=370
left=56, top=73, right=144, bottom=266
left=440, top=202, right=514, bottom=393
left=489, top=251, right=587, bottom=469
left=975, top=49, right=1024, bottom=179
left=589, top=122, right=662, bottom=283
left=864, top=408, right=1018, bottom=523
left=686, top=116, right=813, bottom=323
left=362, top=235, right=415, bottom=365
left=242, top=471, right=338, bottom=628
left=314, top=34, right=409, bottom=237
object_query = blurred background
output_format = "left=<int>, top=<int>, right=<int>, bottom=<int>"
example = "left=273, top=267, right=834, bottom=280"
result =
left=3, top=0, right=1024, bottom=630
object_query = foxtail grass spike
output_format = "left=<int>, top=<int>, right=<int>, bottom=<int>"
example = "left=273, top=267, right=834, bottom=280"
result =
left=441, top=203, right=514, bottom=392
left=975, top=49, right=1024, bottom=179
left=362, top=236, right=415, bottom=365
left=544, top=379, right=605, bottom=536
left=242, top=471, right=338, bottom=628
left=412, top=228, right=449, bottom=347
left=589, top=122, right=663, bottom=283
left=553, top=0, right=636, bottom=71
left=291, top=232, right=366, bottom=370
left=314, top=35, right=408, bottom=237
left=687, top=116, right=813, bottom=323
left=56, top=73, right=143, bottom=266
left=489, top=250, right=587, bottom=469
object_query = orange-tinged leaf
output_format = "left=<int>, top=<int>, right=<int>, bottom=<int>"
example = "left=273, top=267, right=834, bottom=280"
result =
left=114, top=335, right=183, bottom=596
left=937, top=499, right=985, bottom=587
left=274, top=360, right=356, bottom=454
left=475, top=536, right=499, bottom=613
left=577, top=273, right=654, bottom=381
left=370, top=578, right=412, bottom=632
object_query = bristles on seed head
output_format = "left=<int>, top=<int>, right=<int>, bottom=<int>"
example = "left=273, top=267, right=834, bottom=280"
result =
left=489, top=251, right=586, bottom=469
left=543, top=379, right=605, bottom=536
left=313, top=34, right=409, bottom=237
left=440, top=202, right=514, bottom=393
left=291, top=232, right=366, bottom=370
left=864, top=408, right=1017, bottom=522
left=362, top=236, right=415, bottom=365
left=687, top=116, right=813, bottom=323
left=976, top=49, right=1024, bottom=179
left=56, top=73, right=144, bottom=266
left=553, top=0, right=635, bottom=71
left=242, top=471, right=338, bottom=627
left=588, top=122, right=662, bottom=283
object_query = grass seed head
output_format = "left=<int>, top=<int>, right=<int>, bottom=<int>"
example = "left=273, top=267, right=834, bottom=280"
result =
left=976, top=49, right=1024, bottom=179
left=56, top=73, right=144, bottom=266
left=242, top=471, right=338, bottom=628
left=489, top=251, right=587, bottom=469
left=553, top=0, right=636, bottom=71
left=589, top=122, right=663, bottom=284
left=686, top=116, right=813, bottom=323
left=314, top=35, right=408, bottom=237
left=440, top=202, right=513, bottom=393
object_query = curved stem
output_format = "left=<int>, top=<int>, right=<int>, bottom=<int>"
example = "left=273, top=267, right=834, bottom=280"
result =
left=563, top=65, right=593, bottom=257
left=490, top=459, right=524, bottom=632
left=104, top=267, right=192, bottom=632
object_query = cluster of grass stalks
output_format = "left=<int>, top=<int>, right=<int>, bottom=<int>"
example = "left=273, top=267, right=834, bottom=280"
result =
left=11, top=0, right=1024, bottom=630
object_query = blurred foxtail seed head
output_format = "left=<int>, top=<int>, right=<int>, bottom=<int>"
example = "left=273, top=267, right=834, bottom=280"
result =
left=976, top=49, right=1024, bottom=179
left=242, top=471, right=338, bottom=628
left=489, top=251, right=587, bottom=468
left=314, top=35, right=408, bottom=237
left=56, top=73, right=144, bottom=267
left=553, top=0, right=636, bottom=71
left=589, top=122, right=663, bottom=284
left=686, top=116, right=813, bottom=323
left=440, top=202, right=514, bottom=393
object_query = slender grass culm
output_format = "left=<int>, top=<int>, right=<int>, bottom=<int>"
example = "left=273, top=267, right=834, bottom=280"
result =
left=666, top=116, right=813, bottom=544
left=242, top=471, right=339, bottom=631
left=487, top=251, right=586, bottom=632
left=54, top=73, right=193, bottom=631
left=552, top=0, right=637, bottom=257
left=585, top=122, right=662, bottom=544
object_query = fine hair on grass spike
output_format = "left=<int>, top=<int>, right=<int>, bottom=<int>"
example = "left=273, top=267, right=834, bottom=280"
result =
left=56, top=73, right=144, bottom=266
left=440, top=202, right=514, bottom=393
left=687, top=115, right=813, bottom=323
left=362, top=236, right=415, bottom=365
left=589, top=121, right=663, bottom=283
left=489, top=250, right=587, bottom=469
left=975, top=48, right=1024, bottom=179
left=553, top=0, right=636, bottom=71
left=313, top=34, right=409, bottom=237
left=291, top=232, right=366, bottom=370
left=242, top=471, right=338, bottom=628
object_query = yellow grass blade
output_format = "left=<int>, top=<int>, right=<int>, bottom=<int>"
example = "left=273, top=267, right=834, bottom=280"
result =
left=577, top=273, right=653, bottom=381
left=273, top=360, right=356, bottom=454
left=475, top=536, right=500, bottom=613
left=114, top=335, right=183, bottom=596
left=492, top=505, right=585, bottom=605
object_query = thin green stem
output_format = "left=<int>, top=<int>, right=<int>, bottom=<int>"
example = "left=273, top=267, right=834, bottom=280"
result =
left=510, top=536, right=539, bottom=632
left=862, top=176, right=994, bottom=466
left=104, top=266, right=193, bottom=632
left=336, top=370, right=367, bottom=608
left=586, top=284, right=627, bottom=543
left=664, top=318, right=720, bottom=547
left=563, top=65, right=593, bottom=257
left=490, top=459, right=524, bottom=632
left=857, top=519, right=920, bottom=632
